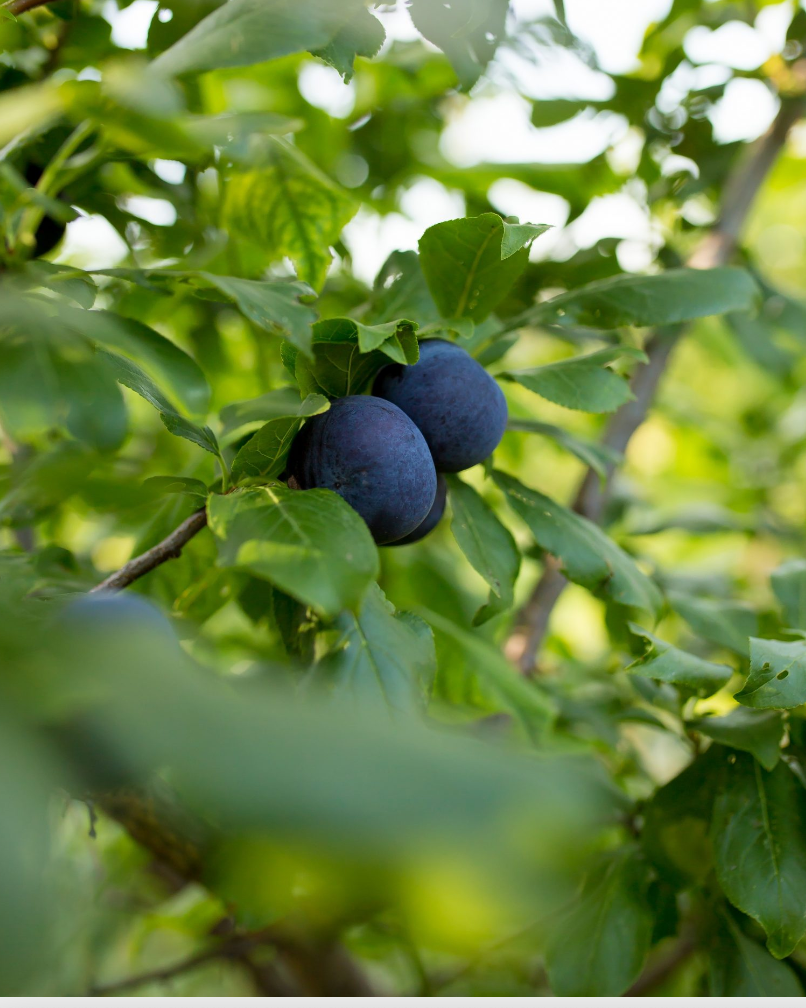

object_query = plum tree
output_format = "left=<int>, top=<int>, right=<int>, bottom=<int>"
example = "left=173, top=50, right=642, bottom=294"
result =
left=388, top=473, right=447, bottom=546
left=374, top=339, right=508, bottom=472
left=286, top=395, right=437, bottom=544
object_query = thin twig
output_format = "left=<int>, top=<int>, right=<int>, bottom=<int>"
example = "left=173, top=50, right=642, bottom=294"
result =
left=624, top=933, right=697, bottom=996
left=89, top=931, right=297, bottom=996
left=90, top=945, right=224, bottom=996
left=511, top=96, right=805, bottom=674
left=90, top=509, right=207, bottom=593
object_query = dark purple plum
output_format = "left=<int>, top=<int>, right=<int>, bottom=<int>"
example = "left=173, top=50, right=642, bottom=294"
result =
left=286, top=395, right=437, bottom=545
left=388, top=473, right=447, bottom=546
left=373, top=339, right=507, bottom=472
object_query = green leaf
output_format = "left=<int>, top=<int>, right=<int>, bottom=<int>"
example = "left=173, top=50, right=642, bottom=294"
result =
left=161, top=412, right=220, bottom=456
left=545, top=847, right=655, bottom=997
left=142, top=475, right=209, bottom=507
left=627, top=624, right=732, bottom=696
left=100, top=351, right=219, bottom=456
left=223, top=138, right=356, bottom=291
left=530, top=267, right=759, bottom=329
left=668, top=591, right=757, bottom=657
left=0, top=317, right=125, bottom=451
left=709, top=912, right=804, bottom=996
left=690, top=708, right=783, bottom=771
left=231, top=394, right=329, bottom=485
left=712, top=753, right=806, bottom=958
left=54, top=351, right=128, bottom=452
left=21, top=262, right=96, bottom=309
left=0, top=714, right=56, bottom=992
left=287, top=317, right=419, bottom=398
left=207, top=485, right=379, bottom=618
left=309, top=3, right=386, bottom=81
left=196, top=274, right=318, bottom=358
left=315, top=316, right=419, bottom=362
left=152, top=0, right=384, bottom=79
left=65, top=308, right=211, bottom=418
left=312, top=584, right=436, bottom=714
left=495, top=471, right=663, bottom=617
left=54, top=623, right=620, bottom=877
left=98, top=270, right=318, bottom=360
left=420, top=609, right=556, bottom=737
left=408, top=0, right=509, bottom=90
left=771, top=559, right=806, bottom=630
left=446, top=475, right=521, bottom=625
left=366, top=250, right=439, bottom=326
left=735, top=637, right=806, bottom=710
left=531, top=98, right=588, bottom=127
left=419, top=214, right=551, bottom=323
left=502, top=345, right=647, bottom=413
left=642, top=748, right=723, bottom=888
left=507, top=418, right=621, bottom=479
left=220, top=388, right=327, bottom=445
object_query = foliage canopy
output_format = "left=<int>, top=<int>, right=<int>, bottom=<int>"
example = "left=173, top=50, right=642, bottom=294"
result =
left=2, top=0, right=806, bottom=996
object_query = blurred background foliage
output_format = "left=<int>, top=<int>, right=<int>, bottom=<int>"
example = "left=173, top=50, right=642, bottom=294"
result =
left=3, top=0, right=806, bottom=996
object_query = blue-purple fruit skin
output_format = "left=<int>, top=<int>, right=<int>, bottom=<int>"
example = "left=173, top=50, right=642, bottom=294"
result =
left=286, top=395, right=437, bottom=545
left=388, top=473, right=447, bottom=546
left=373, top=339, right=508, bottom=472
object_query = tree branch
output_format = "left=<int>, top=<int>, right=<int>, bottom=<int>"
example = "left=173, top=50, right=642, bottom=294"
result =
left=511, top=96, right=805, bottom=674
left=90, top=509, right=208, bottom=594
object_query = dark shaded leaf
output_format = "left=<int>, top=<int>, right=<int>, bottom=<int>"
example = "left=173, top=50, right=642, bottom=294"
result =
left=712, top=754, right=806, bottom=958
left=446, top=475, right=520, bottom=625
left=690, top=708, right=783, bottom=771
left=545, top=847, right=654, bottom=996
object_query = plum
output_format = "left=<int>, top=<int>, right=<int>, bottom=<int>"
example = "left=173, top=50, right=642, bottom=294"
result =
left=60, top=591, right=176, bottom=637
left=373, top=338, right=507, bottom=472
left=286, top=395, right=437, bottom=544
left=388, top=473, right=447, bottom=546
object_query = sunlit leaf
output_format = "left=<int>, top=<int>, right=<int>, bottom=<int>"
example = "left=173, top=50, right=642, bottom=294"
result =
left=208, top=485, right=379, bottom=618
left=419, top=214, right=551, bottom=322
left=531, top=267, right=759, bottom=329
left=152, top=0, right=384, bottom=78
left=224, top=138, right=356, bottom=290
left=502, top=345, right=647, bottom=413
left=627, top=624, right=732, bottom=696
left=735, top=637, right=806, bottom=710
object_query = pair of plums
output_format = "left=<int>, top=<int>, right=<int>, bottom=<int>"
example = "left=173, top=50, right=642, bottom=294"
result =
left=286, top=339, right=508, bottom=545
